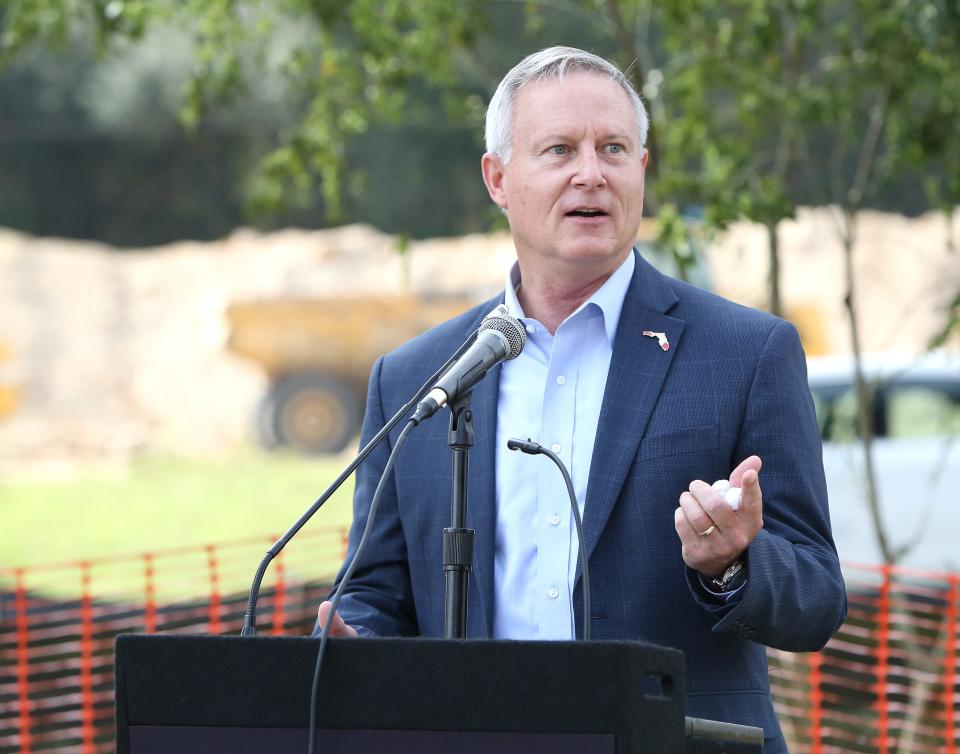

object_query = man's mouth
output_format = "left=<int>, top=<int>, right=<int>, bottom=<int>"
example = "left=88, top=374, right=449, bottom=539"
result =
left=566, top=208, right=608, bottom=218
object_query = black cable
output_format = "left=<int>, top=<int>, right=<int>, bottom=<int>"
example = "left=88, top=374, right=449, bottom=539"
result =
left=239, top=332, right=477, bottom=636
left=506, top=438, right=591, bottom=641
left=307, top=418, right=417, bottom=754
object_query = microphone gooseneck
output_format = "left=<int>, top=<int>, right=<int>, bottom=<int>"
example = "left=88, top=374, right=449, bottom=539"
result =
left=507, top=438, right=592, bottom=641
left=309, top=418, right=419, bottom=754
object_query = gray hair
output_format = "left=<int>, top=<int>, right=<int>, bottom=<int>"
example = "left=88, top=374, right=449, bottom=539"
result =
left=484, top=46, right=649, bottom=164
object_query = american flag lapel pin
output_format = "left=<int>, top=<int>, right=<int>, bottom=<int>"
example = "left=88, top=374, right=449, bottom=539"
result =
left=642, top=330, right=670, bottom=351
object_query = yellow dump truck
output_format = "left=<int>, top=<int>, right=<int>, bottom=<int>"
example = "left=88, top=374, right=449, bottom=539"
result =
left=226, top=294, right=476, bottom=454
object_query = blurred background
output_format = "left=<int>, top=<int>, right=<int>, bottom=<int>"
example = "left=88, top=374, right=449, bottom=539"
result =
left=0, top=1, right=959, bottom=752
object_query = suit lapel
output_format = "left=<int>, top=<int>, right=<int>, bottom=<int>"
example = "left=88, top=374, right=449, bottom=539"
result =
left=580, top=254, right=685, bottom=566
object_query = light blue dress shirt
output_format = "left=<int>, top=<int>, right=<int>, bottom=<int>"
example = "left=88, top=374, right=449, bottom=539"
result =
left=493, top=253, right=635, bottom=639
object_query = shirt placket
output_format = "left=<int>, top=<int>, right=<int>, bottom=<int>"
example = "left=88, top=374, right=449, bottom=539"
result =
left=535, top=319, right=582, bottom=639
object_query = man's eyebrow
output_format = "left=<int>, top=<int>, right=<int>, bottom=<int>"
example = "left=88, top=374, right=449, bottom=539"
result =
left=531, top=132, right=637, bottom=149
left=531, top=134, right=571, bottom=148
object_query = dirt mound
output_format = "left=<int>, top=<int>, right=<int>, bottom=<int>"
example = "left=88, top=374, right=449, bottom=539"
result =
left=0, top=210, right=955, bottom=466
left=0, top=225, right=513, bottom=465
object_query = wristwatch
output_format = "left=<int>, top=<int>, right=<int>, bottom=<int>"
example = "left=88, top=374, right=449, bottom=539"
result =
left=710, top=558, right=746, bottom=592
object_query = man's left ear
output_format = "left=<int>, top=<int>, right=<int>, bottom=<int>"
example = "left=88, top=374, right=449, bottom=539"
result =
left=481, top=152, right=508, bottom=210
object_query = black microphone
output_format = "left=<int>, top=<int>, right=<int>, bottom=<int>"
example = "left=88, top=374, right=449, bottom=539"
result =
left=411, top=308, right=526, bottom=424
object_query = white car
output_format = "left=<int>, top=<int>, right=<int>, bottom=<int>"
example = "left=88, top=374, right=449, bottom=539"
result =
left=807, top=351, right=960, bottom=572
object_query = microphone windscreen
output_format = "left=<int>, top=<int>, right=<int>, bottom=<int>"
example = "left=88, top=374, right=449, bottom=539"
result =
left=478, top=312, right=526, bottom=360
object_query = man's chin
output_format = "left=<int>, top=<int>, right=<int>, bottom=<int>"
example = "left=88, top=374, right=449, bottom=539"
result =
left=555, top=240, right=632, bottom=265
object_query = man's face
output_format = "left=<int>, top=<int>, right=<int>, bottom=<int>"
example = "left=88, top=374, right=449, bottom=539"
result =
left=482, top=71, right=648, bottom=277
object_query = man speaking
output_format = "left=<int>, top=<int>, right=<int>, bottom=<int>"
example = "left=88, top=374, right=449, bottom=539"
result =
left=318, top=46, right=846, bottom=752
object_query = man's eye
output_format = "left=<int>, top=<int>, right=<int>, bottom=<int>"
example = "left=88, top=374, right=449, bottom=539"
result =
left=605, top=144, right=624, bottom=154
left=549, top=145, right=569, bottom=155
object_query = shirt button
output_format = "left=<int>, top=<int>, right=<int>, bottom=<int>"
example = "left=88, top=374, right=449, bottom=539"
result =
left=548, top=587, right=560, bottom=599
left=556, top=375, right=566, bottom=385
left=525, top=324, right=536, bottom=334
left=549, top=513, right=560, bottom=526
left=551, top=443, right=561, bottom=454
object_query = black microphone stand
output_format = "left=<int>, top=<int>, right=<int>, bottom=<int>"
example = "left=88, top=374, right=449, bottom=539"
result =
left=443, top=392, right=474, bottom=639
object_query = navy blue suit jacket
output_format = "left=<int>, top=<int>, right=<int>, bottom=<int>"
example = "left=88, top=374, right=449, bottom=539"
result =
left=333, top=252, right=846, bottom=752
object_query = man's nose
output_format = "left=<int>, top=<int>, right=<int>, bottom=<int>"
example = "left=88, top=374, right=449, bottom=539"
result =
left=572, top=149, right=606, bottom=188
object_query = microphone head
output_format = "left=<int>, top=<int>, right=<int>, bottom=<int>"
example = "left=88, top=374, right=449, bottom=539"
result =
left=507, top=437, right=542, bottom=454
left=479, top=310, right=526, bottom=360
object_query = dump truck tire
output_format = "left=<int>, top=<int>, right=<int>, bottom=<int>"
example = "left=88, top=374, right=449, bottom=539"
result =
left=257, top=372, right=360, bottom=454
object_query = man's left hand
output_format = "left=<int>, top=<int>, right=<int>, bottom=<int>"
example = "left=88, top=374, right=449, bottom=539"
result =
left=675, top=455, right=764, bottom=579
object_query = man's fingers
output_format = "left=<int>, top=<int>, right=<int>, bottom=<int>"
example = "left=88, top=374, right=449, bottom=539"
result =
left=317, top=601, right=358, bottom=638
left=687, top=479, right=736, bottom=528
left=678, top=490, right=719, bottom=537
left=740, top=468, right=762, bottom=512
left=729, top=455, right=762, bottom=487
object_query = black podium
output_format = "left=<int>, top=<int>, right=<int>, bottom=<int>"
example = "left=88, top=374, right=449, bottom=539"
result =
left=115, top=634, right=763, bottom=753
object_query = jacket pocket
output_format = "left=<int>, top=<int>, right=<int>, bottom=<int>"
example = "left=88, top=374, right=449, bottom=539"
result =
left=638, top=423, right=719, bottom=461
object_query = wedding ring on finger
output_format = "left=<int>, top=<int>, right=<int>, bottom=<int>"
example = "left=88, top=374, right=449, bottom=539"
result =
left=699, top=525, right=717, bottom=537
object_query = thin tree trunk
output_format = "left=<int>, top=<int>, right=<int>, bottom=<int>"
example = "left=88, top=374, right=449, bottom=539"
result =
left=766, top=221, right=782, bottom=317
left=841, top=210, right=894, bottom=564
left=946, top=206, right=957, bottom=256
left=604, top=0, right=659, bottom=182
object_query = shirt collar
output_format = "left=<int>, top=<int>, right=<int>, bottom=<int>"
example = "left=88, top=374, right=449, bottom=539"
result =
left=502, top=250, right=635, bottom=345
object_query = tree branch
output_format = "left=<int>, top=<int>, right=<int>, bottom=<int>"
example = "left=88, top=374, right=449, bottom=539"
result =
left=846, top=85, right=890, bottom=211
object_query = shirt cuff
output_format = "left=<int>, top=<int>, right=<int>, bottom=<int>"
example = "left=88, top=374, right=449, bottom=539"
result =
left=698, top=573, right=748, bottom=604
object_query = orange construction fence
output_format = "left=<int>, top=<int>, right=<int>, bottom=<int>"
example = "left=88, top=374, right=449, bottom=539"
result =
left=0, top=528, right=346, bottom=754
left=769, top=563, right=959, bottom=753
left=1, top=535, right=958, bottom=754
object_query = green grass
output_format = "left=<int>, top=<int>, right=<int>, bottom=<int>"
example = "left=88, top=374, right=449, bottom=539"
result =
left=0, top=448, right=356, bottom=599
